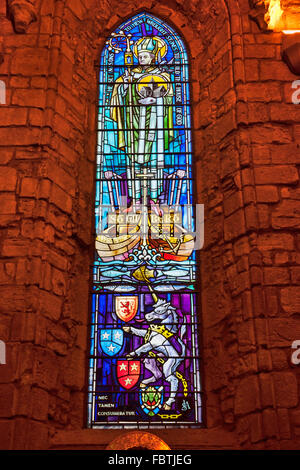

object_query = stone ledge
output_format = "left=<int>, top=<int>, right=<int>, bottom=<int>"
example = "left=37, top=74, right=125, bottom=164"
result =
left=50, top=428, right=239, bottom=450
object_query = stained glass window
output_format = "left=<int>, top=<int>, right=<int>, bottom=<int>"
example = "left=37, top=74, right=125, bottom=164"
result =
left=88, top=12, right=202, bottom=428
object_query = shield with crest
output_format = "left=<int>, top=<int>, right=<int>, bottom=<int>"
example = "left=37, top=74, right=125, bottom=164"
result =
left=99, top=329, right=124, bottom=357
left=117, top=360, right=141, bottom=389
left=115, top=296, right=138, bottom=322
left=139, top=385, right=164, bottom=416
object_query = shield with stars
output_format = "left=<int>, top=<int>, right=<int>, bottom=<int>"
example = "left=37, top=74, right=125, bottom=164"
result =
left=117, top=360, right=141, bottom=389
left=99, top=329, right=124, bottom=357
left=115, top=296, right=138, bottom=322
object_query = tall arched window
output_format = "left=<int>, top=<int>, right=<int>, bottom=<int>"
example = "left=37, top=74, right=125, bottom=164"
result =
left=88, top=12, right=202, bottom=428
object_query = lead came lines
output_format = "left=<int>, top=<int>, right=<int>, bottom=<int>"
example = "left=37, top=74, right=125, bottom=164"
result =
left=91, top=12, right=202, bottom=427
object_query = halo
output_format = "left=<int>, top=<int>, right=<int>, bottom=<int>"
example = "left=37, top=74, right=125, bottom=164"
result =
left=136, top=74, right=170, bottom=98
left=133, top=36, right=168, bottom=59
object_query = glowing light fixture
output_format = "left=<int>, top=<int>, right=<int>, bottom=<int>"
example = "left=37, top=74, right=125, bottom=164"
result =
left=264, top=0, right=284, bottom=31
left=283, top=30, right=300, bottom=35
left=262, top=0, right=300, bottom=75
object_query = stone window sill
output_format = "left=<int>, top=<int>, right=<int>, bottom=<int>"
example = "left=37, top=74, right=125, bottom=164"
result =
left=50, top=428, right=238, bottom=450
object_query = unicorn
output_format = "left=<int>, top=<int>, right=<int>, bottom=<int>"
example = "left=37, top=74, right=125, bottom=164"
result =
left=123, top=298, right=186, bottom=410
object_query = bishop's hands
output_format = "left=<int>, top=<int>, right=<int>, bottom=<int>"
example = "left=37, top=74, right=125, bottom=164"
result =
left=138, top=96, right=156, bottom=105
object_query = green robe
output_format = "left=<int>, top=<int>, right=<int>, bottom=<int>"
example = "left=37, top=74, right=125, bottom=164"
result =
left=111, top=65, right=174, bottom=200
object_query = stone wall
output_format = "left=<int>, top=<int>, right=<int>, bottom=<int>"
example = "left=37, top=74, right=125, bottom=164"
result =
left=0, top=0, right=299, bottom=450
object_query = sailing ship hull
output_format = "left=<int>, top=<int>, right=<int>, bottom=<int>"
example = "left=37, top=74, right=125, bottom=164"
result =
left=148, top=234, right=194, bottom=262
left=96, top=225, right=141, bottom=262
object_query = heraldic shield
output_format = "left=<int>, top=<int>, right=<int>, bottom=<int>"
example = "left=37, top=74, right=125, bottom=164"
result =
left=99, top=329, right=124, bottom=357
left=139, top=385, right=164, bottom=416
left=115, top=296, right=138, bottom=322
left=117, top=360, right=141, bottom=389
